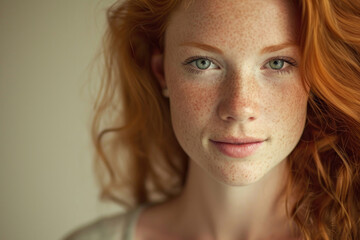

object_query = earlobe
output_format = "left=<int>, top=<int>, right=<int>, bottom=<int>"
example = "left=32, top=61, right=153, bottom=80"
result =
left=151, top=49, right=166, bottom=88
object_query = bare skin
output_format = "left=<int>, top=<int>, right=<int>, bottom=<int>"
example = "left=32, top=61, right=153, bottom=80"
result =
left=135, top=160, right=301, bottom=240
left=135, top=0, right=308, bottom=239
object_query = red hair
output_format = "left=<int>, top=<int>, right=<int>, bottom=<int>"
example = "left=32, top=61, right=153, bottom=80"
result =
left=92, top=0, right=188, bottom=206
left=91, top=0, right=360, bottom=239
left=286, top=0, right=360, bottom=239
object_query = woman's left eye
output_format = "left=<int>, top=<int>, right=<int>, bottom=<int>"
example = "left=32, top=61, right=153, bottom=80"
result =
left=263, top=57, right=297, bottom=74
left=268, top=59, right=285, bottom=70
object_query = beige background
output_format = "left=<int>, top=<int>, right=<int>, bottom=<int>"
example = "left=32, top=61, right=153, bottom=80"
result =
left=0, top=1, right=122, bottom=239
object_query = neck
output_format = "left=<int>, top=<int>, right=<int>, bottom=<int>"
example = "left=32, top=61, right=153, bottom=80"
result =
left=168, top=159, right=298, bottom=240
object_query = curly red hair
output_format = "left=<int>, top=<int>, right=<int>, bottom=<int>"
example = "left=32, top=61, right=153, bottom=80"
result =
left=91, top=0, right=360, bottom=239
left=286, top=0, right=360, bottom=239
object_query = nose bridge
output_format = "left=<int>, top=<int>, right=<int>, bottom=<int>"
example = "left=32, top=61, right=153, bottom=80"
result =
left=217, top=71, right=260, bottom=122
left=230, top=71, right=256, bottom=99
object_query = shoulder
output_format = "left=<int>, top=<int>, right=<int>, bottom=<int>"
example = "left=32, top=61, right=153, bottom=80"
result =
left=62, top=211, right=132, bottom=240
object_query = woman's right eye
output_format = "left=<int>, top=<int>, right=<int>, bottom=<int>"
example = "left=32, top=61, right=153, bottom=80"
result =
left=184, top=57, right=219, bottom=72
left=192, top=59, right=212, bottom=69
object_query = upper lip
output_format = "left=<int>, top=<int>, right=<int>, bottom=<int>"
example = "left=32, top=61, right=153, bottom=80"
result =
left=211, top=137, right=266, bottom=144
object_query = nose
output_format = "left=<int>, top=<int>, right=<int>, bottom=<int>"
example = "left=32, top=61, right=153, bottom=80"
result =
left=217, top=73, right=260, bottom=123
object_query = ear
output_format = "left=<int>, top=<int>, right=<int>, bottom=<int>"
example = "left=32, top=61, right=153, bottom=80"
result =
left=151, top=48, right=166, bottom=88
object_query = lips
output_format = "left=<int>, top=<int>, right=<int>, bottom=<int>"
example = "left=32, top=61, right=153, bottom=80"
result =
left=210, top=137, right=265, bottom=158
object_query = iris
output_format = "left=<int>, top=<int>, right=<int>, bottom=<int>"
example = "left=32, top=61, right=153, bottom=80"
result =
left=195, top=59, right=211, bottom=69
left=269, top=59, right=284, bottom=70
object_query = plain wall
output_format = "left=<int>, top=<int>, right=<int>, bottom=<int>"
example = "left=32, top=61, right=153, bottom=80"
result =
left=0, top=1, right=122, bottom=239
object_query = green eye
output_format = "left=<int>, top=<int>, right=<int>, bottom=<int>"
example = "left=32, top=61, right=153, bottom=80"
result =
left=269, top=59, right=284, bottom=70
left=195, top=59, right=211, bottom=69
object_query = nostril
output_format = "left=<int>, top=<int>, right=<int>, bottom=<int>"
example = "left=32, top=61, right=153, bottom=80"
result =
left=226, top=116, right=236, bottom=121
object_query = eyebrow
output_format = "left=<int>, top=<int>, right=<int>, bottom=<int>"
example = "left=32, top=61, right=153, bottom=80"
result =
left=179, top=41, right=298, bottom=55
left=179, top=42, right=223, bottom=54
left=260, top=42, right=298, bottom=54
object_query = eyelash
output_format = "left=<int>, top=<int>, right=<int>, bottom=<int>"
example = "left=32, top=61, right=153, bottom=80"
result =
left=182, top=56, right=298, bottom=75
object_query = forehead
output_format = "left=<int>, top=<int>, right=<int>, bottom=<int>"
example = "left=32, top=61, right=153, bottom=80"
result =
left=165, top=0, right=300, bottom=52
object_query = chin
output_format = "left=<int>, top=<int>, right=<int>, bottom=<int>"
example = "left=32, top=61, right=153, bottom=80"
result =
left=205, top=160, right=272, bottom=186
left=218, top=173, right=267, bottom=187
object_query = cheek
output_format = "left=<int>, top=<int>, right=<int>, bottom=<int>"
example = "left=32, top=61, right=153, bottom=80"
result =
left=286, top=85, right=308, bottom=124
left=167, top=78, right=218, bottom=156
left=269, top=82, right=308, bottom=140
left=169, top=80, right=217, bottom=123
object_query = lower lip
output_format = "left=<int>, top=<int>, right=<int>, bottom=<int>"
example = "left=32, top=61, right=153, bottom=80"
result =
left=211, top=140, right=264, bottom=158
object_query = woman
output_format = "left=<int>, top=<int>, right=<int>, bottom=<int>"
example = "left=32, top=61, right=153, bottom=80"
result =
left=64, top=0, right=360, bottom=239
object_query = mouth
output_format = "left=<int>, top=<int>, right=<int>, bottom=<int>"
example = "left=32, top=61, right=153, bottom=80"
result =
left=210, top=138, right=265, bottom=158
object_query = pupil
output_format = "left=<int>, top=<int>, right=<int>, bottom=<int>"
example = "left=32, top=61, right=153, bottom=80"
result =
left=196, top=59, right=210, bottom=69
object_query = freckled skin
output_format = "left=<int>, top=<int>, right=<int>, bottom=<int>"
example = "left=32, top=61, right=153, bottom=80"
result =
left=163, top=0, right=308, bottom=186
left=145, top=0, right=308, bottom=239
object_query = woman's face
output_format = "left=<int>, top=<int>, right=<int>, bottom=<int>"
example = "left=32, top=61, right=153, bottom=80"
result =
left=154, top=0, right=308, bottom=185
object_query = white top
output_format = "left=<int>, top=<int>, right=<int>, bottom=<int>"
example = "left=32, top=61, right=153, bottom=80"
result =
left=63, top=204, right=150, bottom=240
